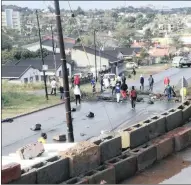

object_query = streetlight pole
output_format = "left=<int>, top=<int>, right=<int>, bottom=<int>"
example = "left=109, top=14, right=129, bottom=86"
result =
left=94, top=30, right=98, bottom=82
left=51, top=25, right=57, bottom=76
left=54, top=0, right=74, bottom=142
left=36, top=10, right=48, bottom=100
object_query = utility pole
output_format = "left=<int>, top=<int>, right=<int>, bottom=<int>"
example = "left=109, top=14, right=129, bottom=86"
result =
left=51, top=25, right=57, bottom=75
left=54, top=0, right=74, bottom=142
left=94, top=30, right=98, bottom=82
left=36, top=10, right=48, bottom=100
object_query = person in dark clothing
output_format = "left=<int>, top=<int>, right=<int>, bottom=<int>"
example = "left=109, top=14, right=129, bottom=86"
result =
left=140, top=74, right=144, bottom=91
left=129, top=86, right=137, bottom=109
left=122, top=73, right=126, bottom=84
left=148, top=75, right=154, bottom=92
left=120, top=82, right=128, bottom=99
left=132, top=68, right=136, bottom=79
left=59, top=86, right=64, bottom=100
left=100, top=75, right=104, bottom=92
left=164, top=84, right=175, bottom=101
left=71, top=76, right=74, bottom=89
left=91, top=77, right=96, bottom=93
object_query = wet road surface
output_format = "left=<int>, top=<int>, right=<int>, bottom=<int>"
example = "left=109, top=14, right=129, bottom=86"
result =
left=2, top=68, right=191, bottom=155
left=121, top=147, right=191, bottom=184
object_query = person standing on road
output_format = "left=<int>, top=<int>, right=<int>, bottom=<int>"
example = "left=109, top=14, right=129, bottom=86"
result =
left=91, top=77, right=96, bottom=93
left=148, top=75, right=154, bottom=92
left=121, top=82, right=128, bottom=99
left=73, top=85, right=81, bottom=106
left=129, top=86, right=137, bottom=109
left=50, top=78, right=57, bottom=96
left=164, top=77, right=170, bottom=88
left=74, top=75, right=80, bottom=87
left=71, top=76, right=74, bottom=89
left=100, top=74, right=104, bottom=92
left=132, top=68, right=136, bottom=79
left=117, top=75, right=122, bottom=86
left=111, top=77, right=116, bottom=95
left=140, top=74, right=144, bottom=91
left=59, top=86, right=64, bottom=100
left=122, top=73, right=126, bottom=84
left=115, top=83, right=121, bottom=103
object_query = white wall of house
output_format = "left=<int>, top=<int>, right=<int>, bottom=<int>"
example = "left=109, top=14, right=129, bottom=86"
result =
left=71, top=49, right=109, bottom=68
left=56, top=63, right=72, bottom=78
left=20, top=67, right=41, bottom=83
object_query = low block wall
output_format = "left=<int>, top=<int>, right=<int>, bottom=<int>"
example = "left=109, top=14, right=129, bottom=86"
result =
left=177, top=101, right=191, bottom=124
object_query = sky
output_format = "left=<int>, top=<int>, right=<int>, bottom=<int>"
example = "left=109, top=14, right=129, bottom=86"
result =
left=2, top=1, right=191, bottom=10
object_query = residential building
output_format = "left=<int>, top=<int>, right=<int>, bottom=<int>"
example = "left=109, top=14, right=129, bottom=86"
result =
left=21, top=36, right=76, bottom=54
left=3, top=54, right=73, bottom=84
left=2, top=65, right=41, bottom=84
left=2, top=9, right=21, bottom=31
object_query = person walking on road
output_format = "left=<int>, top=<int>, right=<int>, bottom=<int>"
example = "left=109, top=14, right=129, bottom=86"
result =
left=129, top=86, right=137, bottom=109
left=73, top=85, right=81, bottom=106
left=115, top=83, right=121, bottom=103
left=122, top=73, right=126, bottom=84
left=164, top=77, right=170, bottom=88
left=50, top=78, right=57, bottom=95
left=164, top=84, right=175, bottom=101
left=117, top=75, right=122, bottom=86
left=71, top=76, right=74, bottom=89
left=59, top=86, right=64, bottom=100
left=91, top=77, right=96, bottom=93
left=148, top=75, right=154, bottom=92
left=140, top=74, right=144, bottom=91
left=74, top=75, right=80, bottom=87
left=100, top=74, right=104, bottom=92
left=121, top=82, right=128, bottom=99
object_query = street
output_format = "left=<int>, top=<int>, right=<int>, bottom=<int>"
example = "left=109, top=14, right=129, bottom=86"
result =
left=2, top=67, right=191, bottom=156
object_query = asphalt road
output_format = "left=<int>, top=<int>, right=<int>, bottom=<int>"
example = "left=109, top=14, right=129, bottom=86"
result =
left=2, top=67, right=191, bottom=155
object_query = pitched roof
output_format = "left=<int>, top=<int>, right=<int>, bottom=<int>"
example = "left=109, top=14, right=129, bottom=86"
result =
left=149, top=47, right=169, bottom=57
left=4, top=54, right=72, bottom=70
left=72, top=46, right=120, bottom=62
left=115, top=48, right=141, bottom=56
left=2, top=65, right=31, bottom=78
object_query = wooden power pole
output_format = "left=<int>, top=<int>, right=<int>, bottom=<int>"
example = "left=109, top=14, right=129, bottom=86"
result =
left=54, top=0, right=74, bottom=142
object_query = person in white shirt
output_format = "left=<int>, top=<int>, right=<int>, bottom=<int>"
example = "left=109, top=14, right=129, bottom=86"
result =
left=117, top=75, right=122, bottom=86
left=50, top=79, right=57, bottom=96
left=73, top=85, right=81, bottom=106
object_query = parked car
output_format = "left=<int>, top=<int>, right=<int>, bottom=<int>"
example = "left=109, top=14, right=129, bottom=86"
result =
left=172, top=56, right=191, bottom=68
left=126, top=62, right=138, bottom=69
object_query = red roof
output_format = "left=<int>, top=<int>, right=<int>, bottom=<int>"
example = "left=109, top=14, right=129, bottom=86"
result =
left=149, top=47, right=169, bottom=57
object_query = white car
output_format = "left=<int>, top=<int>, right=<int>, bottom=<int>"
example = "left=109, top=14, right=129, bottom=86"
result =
left=126, top=62, right=138, bottom=69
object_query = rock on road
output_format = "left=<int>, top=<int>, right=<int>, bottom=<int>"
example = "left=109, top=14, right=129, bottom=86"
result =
left=2, top=67, right=191, bottom=155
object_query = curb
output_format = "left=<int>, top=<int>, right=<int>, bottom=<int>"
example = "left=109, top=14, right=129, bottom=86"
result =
left=2, top=102, right=65, bottom=123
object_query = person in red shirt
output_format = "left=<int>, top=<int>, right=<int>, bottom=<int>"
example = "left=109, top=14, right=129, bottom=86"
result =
left=164, top=77, right=170, bottom=88
left=129, top=86, right=137, bottom=109
left=74, top=75, right=80, bottom=87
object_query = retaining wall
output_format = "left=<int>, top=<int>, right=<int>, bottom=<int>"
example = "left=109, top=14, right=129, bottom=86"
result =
left=2, top=101, right=191, bottom=184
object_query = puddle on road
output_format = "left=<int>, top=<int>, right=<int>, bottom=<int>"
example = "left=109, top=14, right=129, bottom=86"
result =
left=121, top=151, right=191, bottom=184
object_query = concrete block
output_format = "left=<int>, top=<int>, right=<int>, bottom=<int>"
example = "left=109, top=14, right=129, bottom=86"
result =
left=53, top=134, right=66, bottom=141
left=17, top=142, right=45, bottom=160
left=105, top=153, right=137, bottom=183
left=59, top=141, right=100, bottom=177
left=130, top=144, right=157, bottom=171
left=150, top=135, right=174, bottom=161
left=2, top=162, right=21, bottom=184
left=64, top=177, right=89, bottom=184
left=174, top=127, right=191, bottom=152
left=119, top=122, right=149, bottom=149
left=35, top=156, right=70, bottom=184
left=91, top=135, right=122, bottom=163
left=11, top=169, right=37, bottom=184
left=144, top=116, right=166, bottom=140
left=161, top=109, right=183, bottom=132
left=177, top=101, right=191, bottom=124
left=86, top=165, right=116, bottom=184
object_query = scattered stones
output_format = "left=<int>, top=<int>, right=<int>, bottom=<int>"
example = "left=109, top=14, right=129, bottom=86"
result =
left=53, top=134, right=66, bottom=141
left=30, top=124, right=41, bottom=131
left=71, top=108, right=76, bottom=112
left=148, top=100, right=154, bottom=104
left=17, top=142, right=45, bottom=160
left=80, top=133, right=86, bottom=136
left=136, top=97, right=143, bottom=102
left=86, top=112, right=94, bottom=118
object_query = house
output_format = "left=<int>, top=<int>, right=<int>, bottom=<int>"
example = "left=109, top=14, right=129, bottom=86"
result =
left=3, top=54, right=73, bottom=84
left=71, top=46, right=124, bottom=75
left=149, top=47, right=170, bottom=63
left=2, top=65, right=41, bottom=84
left=22, top=36, right=76, bottom=54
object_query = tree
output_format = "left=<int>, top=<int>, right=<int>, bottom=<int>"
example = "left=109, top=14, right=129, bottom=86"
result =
left=36, top=48, right=50, bottom=58
left=171, top=36, right=183, bottom=50
left=139, top=48, right=149, bottom=59
left=76, top=6, right=85, bottom=15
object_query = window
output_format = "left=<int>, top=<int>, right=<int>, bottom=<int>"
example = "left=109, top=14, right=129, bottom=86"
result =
left=35, top=75, right=39, bottom=81
left=24, top=78, right=28, bottom=84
